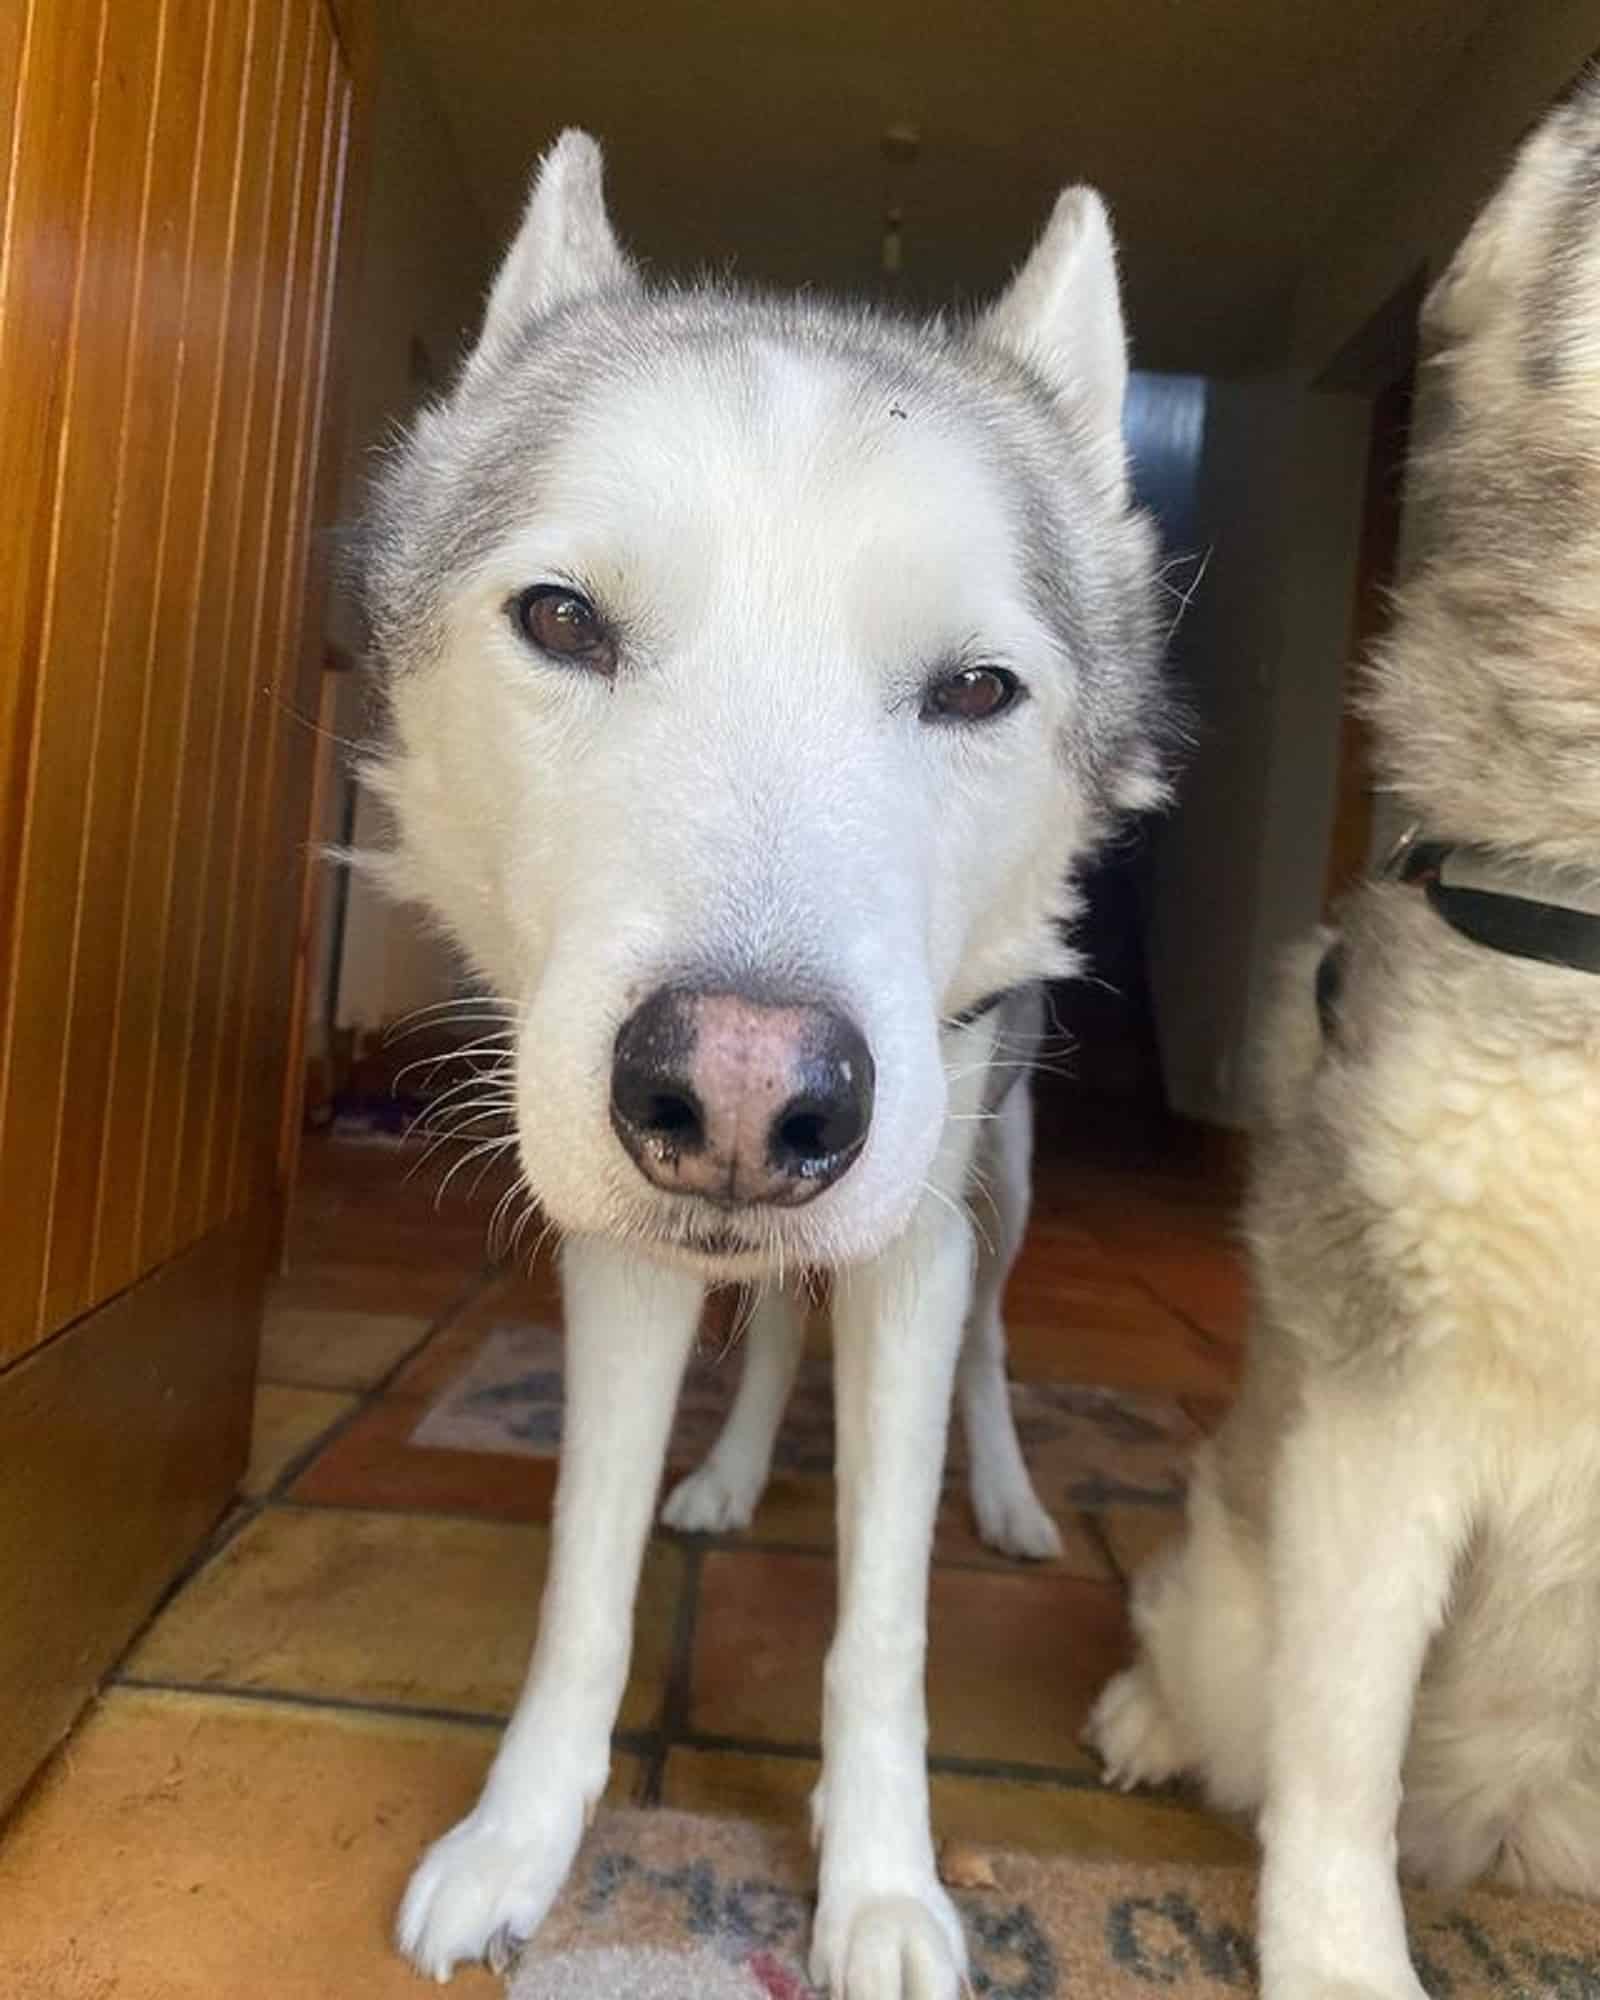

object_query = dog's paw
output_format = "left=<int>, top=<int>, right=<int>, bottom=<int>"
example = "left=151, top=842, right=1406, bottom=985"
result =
left=396, top=1797, right=585, bottom=1981
left=661, top=1461, right=759, bottom=1534
left=969, top=1476, right=1063, bottom=1562
left=809, top=1887, right=967, bottom=2000
left=1084, top=1664, right=1186, bottom=1791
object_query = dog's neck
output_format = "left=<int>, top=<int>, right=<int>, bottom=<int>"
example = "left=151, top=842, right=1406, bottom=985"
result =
left=1387, top=826, right=1600, bottom=975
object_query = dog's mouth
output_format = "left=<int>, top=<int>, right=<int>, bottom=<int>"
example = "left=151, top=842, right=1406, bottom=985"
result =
left=654, top=1210, right=766, bottom=1263
left=631, top=1198, right=803, bottom=1277
left=672, top=1218, right=754, bottom=1256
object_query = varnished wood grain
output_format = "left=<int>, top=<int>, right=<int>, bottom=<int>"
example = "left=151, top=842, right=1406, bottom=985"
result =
left=203, top=10, right=336, bottom=1230
left=170, top=0, right=313, bottom=1255
left=0, top=1208, right=265, bottom=1817
left=0, top=0, right=361, bottom=1360
left=91, top=0, right=249, bottom=1303
left=141, top=0, right=287, bottom=1272
left=239, top=64, right=350, bottom=1218
left=44, top=0, right=199, bottom=1329
left=0, top=0, right=109, bottom=1352
left=0, top=0, right=370, bottom=1816
left=13, top=0, right=159, bottom=1336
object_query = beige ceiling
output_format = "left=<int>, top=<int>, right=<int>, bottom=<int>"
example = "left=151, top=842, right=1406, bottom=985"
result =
left=401, top=0, right=1500, bottom=375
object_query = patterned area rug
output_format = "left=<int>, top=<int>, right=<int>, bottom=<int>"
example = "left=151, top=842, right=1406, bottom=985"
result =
left=411, top=1322, right=1197, bottom=1510
left=509, top=1808, right=1600, bottom=1997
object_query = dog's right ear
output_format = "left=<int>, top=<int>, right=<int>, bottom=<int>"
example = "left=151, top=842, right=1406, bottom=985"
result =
left=977, top=188, right=1129, bottom=488
left=466, top=129, right=634, bottom=380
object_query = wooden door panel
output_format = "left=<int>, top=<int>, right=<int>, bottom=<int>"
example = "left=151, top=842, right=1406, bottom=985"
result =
left=0, top=1209, right=263, bottom=1815
left=0, top=12, right=29, bottom=216
left=141, top=0, right=288, bottom=1276
left=229, top=54, right=350, bottom=1219
left=0, top=0, right=361, bottom=1363
left=91, top=0, right=256, bottom=1305
left=70, top=0, right=216, bottom=1307
left=42, top=0, right=212, bottom=1329
left=0, top=0, right=111, bottom=1352
left=198, top=10, right=337, bottom=1230
left=170, top=0, right=310, bottom=1254
left=0, top=0, right=371, bottom=1811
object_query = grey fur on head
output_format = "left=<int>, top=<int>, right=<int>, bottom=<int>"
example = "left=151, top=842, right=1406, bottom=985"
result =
left=1366, top=70, right=1600, bottom=867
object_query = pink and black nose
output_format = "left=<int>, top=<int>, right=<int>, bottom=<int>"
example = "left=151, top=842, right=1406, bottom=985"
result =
left=610, top=988, right=874, bottom=1207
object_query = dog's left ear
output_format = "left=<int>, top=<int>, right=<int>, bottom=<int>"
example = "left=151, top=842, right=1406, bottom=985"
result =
left=978, top=188, right=1129, bottom=473
left=466, top=129, right=635, bottom=381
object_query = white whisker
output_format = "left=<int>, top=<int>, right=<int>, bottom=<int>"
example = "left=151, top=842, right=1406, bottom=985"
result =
left=392, top=1035, right=515, bottom=1092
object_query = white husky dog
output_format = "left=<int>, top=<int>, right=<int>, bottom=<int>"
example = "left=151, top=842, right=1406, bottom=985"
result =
left=1088, top=80, right=1600, bottom=2000
left=363, top=130, right=1166, bottom=1994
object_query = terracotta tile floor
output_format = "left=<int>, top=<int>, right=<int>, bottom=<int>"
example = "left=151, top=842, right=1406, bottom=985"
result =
left=0, top=1094, right=1252, bottom=1995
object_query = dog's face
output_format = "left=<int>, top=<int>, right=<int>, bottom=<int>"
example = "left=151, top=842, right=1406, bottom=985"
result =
left=364, top=134, right=1162, bottom=1277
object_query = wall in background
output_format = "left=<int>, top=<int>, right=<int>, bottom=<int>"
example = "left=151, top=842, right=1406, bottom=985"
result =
left=311, top=7, right=494, bottom=1047
left=1143, top=8, right=1598, bottom=1128
left=1292, top=1, right=1598, bottom=370
left=1143, top=380, right=1369, bottom=1128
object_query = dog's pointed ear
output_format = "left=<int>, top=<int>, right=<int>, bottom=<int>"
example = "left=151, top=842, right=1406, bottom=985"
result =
left=978, top=187, right=1129, bottom=460
left=467, top=130, right=634, bottom=378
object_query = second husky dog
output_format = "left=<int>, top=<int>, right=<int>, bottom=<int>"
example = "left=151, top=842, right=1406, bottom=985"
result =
left=1090, top=80, right=1600, bottom=2000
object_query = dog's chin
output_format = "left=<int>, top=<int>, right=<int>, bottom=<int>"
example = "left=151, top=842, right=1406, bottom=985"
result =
left=608, top=1193, right=822, bottom=1282
left=619, top=1181, right=924, bottom=1282
left=534, top=1186, right=910, bottom=1284
left=631, top=1218, right=788, bottom=1283
left=522, top=1127, right=928, bottom=1282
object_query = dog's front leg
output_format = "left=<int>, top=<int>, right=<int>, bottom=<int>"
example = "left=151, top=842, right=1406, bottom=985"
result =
left=1258, top=1386, right=1466, bottom=2000
left=662, top=1284, right=806, bottom=1532
left=809, top=1201, right=974, bottom=2000
left=397, top=1235, right=703, bottom=1981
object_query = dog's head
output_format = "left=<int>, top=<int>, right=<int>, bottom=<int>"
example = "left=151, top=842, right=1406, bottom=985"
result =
left=363, top=132, right=1164, bottom=1276
left=1370, top=75, right=1600, bottom=864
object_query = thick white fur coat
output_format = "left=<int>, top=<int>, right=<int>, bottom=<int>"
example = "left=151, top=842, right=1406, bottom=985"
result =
left=363, top=130, right=1167, bottom=1998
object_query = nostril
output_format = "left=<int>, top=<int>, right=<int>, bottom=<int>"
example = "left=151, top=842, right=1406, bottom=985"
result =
left=771, top=1080, right=870, bottom=1176
left=644, top=1091, right=702, bottom=1144
left=611, top=987, right=708, bottom=1177
left=764, top=1011, right=876, bottom=1194
left=775, top=1103, right=834, bottom=1162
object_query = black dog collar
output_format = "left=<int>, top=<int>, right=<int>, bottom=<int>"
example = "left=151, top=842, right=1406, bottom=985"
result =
left=1387, top=826, right=1600, bottom=976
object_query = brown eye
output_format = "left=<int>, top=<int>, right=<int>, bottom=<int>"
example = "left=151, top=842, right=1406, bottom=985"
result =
left=511, top=584, right=617, bottom=675
left=921, top=664, right=1023, bottom=724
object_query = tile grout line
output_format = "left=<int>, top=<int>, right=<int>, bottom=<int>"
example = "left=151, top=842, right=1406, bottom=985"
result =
left=108, top=1672, right=1156, bottom=1805
left=1079, top=1508, right=1130, bottom=1590
left=1132, top=1284, right=1241, bottom=1365
left=104, top=1260, right=502, bottom=1692
left=113, top=1672, right=667, bottom=1782
left=258, top=1260, right=497, bottom=1494
left=257, top=1488, right=1124, bottom=1587
left=113, top=1673, right=514, bottom=1732
left=644, top=1538, right=706, bottom=1807
left=658, top=1728, right=1151, bottom=1799
left=1108, top=1239, right=1248, bottom=1366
